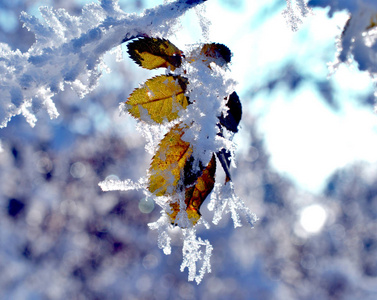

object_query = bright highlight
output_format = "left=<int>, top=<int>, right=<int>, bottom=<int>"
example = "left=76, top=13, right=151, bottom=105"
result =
left=300, top=204, right=327, bottom=234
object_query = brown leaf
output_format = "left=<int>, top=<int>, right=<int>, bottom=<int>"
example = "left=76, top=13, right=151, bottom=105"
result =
left=148, top=124, right=193, bottom=196
left=168, top=154, right=216, bottom=226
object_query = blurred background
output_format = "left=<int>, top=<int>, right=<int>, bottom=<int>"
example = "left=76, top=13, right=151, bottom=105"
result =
left=1, top=0, right=377, bottom=299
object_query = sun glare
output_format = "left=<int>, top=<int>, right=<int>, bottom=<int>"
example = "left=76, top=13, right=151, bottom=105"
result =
left=299, top=204, right=327, bottom=234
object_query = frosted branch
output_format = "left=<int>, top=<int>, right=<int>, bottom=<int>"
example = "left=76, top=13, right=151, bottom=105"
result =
left=98, top=177, right=147, bottom=192
left=0, top=0, right=207, bottom=128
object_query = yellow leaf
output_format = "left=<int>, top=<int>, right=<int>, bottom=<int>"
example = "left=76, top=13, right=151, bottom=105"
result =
left=127, top=37, right=183, bottom=70
left=126, top=75, right=189, bottom=123
left=148, top=124, right=193, bottom=196
left=168, top=154, right=216, bottom=226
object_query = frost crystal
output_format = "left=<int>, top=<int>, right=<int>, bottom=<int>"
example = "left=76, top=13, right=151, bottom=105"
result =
left=148, top=215, right=172, bottom=255
left=180, top=228, right=213, bottom=284
left=98, top=177, right=147, bottom=192
left=283, top=0, right=312, bottom=31
left=208, top=182, right=258, bottom=228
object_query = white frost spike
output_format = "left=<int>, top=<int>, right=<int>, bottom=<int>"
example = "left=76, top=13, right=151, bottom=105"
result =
left=194, top=3, right=211, bottom=41
left=148, top=214, right=172, bottom=255
left=282, top=0, right=311, bottom=32
left=98, top=177, right=147, bottom=191
left=208, top=182, right=258, bottom=228
left=180, top=228, right=213, bottom=284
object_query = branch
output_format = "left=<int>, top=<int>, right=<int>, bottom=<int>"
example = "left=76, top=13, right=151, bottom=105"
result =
left=0, top=0, right=208, bottom=128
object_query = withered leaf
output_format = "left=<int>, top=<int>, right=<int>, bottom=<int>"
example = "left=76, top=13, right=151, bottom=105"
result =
left=200, top=43, right=232, bottom=66
left=168, top=154, right=216, bottom=226
left=127, top=37, right=183, bottom=70
left=126, top=75, right=189, bottom=124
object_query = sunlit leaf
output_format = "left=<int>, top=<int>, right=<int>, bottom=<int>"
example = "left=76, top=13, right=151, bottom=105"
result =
left=148, top=124, right=193, bottom=196
left=127, top=37, right=183, bottom=70
left=185, top=154, right=216, bottom=224
left=126, top=75, right=189, bottom=123
left=168, top=154, right=216, bottom=226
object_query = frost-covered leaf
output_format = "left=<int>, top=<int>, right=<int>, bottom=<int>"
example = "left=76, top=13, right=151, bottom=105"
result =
left=148, top=124, right=193, bottom=196
left=168, top=154, right=216, bottom=226
left=125, top=75, right=189, bottom=123
left=127, top=37, right=183, bottom=70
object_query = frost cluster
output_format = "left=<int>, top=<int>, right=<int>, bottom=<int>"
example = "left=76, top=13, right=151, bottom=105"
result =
left=0, top=0, right=254, bottom=285
left=283, top=0, right=312, bottom=31
left=209, top=182, right=257, bottom=228
left=0, top=0, right=206, bottom=128
left=100, top=47, right=258, bottom=283
left=309, top=0, right=377, bottom=75
left=285, top=0, right=377, bottom=104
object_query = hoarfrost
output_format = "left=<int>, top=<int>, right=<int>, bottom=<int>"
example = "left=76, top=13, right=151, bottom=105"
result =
left=283, top=0, right=312, bottom=31
left=0, top=0, right=207, bottom=128
left=194, top=3, right=211, bottom=41
left=100, top=38, right=256, bottom=282
left=4, top=0, right=257, bottom=284
left=306, top=0, right=377, bottom=106
left=180, top=228, right=213, bottom=284
left=98, top=177, right=147, bottom=192
left=209, top=182, right=258, bottom=228
left=148, top=215, right=172, bottom=255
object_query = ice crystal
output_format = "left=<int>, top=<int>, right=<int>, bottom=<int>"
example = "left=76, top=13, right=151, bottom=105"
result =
left=208, top=182, right=258, bottom=228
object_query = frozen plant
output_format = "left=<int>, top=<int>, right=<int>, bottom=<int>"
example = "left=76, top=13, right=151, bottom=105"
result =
left=309, top=0, right=377, bottom=74
left=100, top=36, right=258, bottom=283
left=0, top=0, right=257, bottom=284
left=285, top=0, right=377, bottom=107
left=0, top=0, right=207, bottom=128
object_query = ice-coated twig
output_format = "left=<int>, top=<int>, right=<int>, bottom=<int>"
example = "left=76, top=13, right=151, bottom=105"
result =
left=0, top=0, right=207, bottom=128
left=306, top=0, right=377, bottom=107
left=180, top=228, right=213, bottom=284
left=148, top=214, right=172, bottom=255
left=98, top=177, right=147, bottom=192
